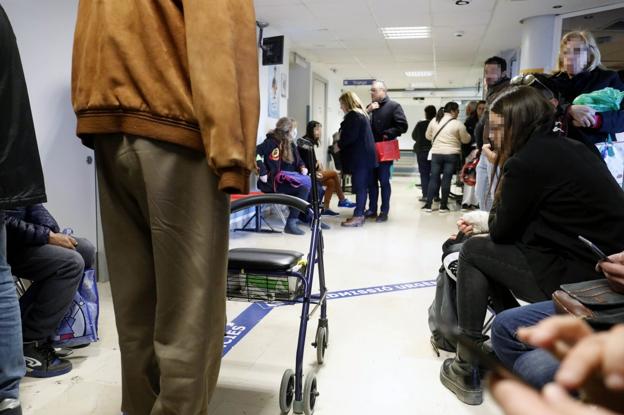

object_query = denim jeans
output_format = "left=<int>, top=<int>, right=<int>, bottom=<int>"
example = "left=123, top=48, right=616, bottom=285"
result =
left=427, top=154, right=459, bottom=206
left=352, top=167, right=372, bottom=217
left=416, top=151, right=431, bottom=199
left=491, top=301, right=559, bottom=389
left=0, top=211, right=25, bottom=401
left=368, top=161, right=393, bottom=215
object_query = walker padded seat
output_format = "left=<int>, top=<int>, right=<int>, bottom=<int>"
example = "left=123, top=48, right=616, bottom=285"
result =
left=228, top=248, right=304, bottom=272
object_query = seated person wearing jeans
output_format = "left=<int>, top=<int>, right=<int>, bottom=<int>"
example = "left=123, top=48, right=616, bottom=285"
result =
left=257, top=117, right=311, bottom=236
left=491, top=249, right=624, bottom=390
left=6, top=204, right=95, bottom=378
left=441, top=86, right=624, bottom=406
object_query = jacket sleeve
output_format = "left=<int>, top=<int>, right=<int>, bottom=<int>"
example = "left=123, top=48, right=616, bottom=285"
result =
left=383, top=103, right=408, bottom=139
left=425, top=120, right=434, bottom=141
left=488, top=157, right=541, bottom=243
left=26, top=204, right=60, bottom=233
left=182, top=0, right=260, bottom=194
left=337, top=113, right=361, bottom=149
left=5, top=209, right=51, bottom=246
left=255, top=141, right=269, bottom=177
left=474, top=114, right=487, bottom=149
left=597, top=73, right=624, bottom=135
left=411, top=124, right=418, bottom=142
left=293, top=144, right=306, bottom=171
left=457, top=122, right=472, bottom=144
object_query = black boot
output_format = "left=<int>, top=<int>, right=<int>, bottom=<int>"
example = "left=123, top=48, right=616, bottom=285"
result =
left=440, top=342, right=483, bottom=405
left=284, top=219, right=305, bottom=235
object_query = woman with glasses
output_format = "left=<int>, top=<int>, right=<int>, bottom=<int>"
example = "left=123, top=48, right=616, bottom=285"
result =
left=551, top=31, right=624, bottom=157
left=439, top=86, right=624, bottom=407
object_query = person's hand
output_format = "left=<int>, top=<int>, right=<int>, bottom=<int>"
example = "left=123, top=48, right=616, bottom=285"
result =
left=457, top=218, right=474, bottom=236
left=517, top=317, right=624, bottom=412
left=596, top=252, right=624, bottom=293
left=569, top=105, right=597, bottom=128
left=259, top=174, right=268, bottom=183
left=482, top=143, right=497, bottom=164
left=491, top=375, right=620, bottom=415
left=367, top=102, right=380, bottom=113
left=316, top=172, right=323, bottom=180
left=48, top=232, right=78, bottom=250
left=301, top=167, right=309, bottom=176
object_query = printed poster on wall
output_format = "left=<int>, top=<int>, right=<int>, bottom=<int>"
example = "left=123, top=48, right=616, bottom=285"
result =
left=268, top=66, right=280, bottom=119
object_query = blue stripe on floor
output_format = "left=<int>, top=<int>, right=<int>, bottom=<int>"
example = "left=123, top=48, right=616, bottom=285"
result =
left=223, top=279, right=436, bottom=356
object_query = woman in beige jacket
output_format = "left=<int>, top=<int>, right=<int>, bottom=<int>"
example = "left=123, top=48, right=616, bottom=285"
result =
left=423, top=102, right=472, bottom=212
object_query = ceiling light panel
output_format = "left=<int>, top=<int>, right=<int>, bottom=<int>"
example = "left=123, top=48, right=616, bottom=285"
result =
left=405, top=71, right=433, bottom=77
left=381, top=26, right=431, bottom=39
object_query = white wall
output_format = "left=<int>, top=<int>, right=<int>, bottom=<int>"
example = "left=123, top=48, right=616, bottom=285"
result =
left=2, top=1, right=97, bottom=245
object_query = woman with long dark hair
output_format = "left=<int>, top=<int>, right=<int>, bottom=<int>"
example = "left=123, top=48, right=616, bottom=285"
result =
left=440, top=86, right=624, bottom=406
left=423, top=102, right=472, bottom=212
left=256, top=117, right=310, bottom=235
left=297, top=120, right=355, bottom=215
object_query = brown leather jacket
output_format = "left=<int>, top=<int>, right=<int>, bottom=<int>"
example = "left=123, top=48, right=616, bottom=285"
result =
left=72, top=0, right=260, bottom=194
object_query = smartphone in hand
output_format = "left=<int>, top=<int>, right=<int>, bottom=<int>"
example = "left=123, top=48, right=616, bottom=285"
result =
left=578, top=235, right=613, bottom=263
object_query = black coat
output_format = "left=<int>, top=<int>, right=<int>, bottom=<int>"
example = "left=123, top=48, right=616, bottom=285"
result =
left=0, top=6, right=46, bottom=210
left=411, top=119, right=432, bottom=153
left=489, top=133, right=624, bottom=296
left=552, top=67, right=624, bottom=149
left=256, top=134, right=304, bottom=192
left=369, top=96, right=408, bottom=142
left=5, top=205, right=59, bottom=251
left=337, top=111, right=377, bottom=174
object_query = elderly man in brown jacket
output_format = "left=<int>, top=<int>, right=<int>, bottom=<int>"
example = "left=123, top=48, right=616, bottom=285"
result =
left=71, top=1, right=260, bottom=414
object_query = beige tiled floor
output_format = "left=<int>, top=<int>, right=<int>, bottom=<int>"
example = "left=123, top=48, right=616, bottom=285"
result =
left=20, top=175, right=503, bottom=415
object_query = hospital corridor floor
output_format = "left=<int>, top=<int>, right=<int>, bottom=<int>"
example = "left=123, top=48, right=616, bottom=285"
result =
left=19, top=176, right=504, bottom=415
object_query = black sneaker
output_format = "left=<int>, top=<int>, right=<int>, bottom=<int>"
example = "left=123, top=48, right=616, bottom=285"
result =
left=24, top=341, right=72, bottom=378
left=364, top=210, right=377, bottom=219
left=421, top=204, right=433, bottom=213
left=439, top=204, right=450, bottom=213
left=0, top=399, right=21, bottom=415
left=440, top=358, right=483, bottom=405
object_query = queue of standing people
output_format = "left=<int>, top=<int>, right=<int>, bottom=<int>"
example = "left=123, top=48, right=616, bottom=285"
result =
left=255, top=81, right=408, bottom=232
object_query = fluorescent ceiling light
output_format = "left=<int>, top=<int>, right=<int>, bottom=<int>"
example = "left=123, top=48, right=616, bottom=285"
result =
left=381, top=26, right=431, bottom=39
left=405, top=71, right=433, bottom=77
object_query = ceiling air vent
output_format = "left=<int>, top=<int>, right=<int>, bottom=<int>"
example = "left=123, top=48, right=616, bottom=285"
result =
left=602, top=20, right=624, bottom=31
left=596, top=35, right=613, bottom=45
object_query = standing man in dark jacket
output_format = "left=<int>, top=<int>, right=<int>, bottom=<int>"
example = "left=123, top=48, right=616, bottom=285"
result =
left=5, top=204, right=96, bottom=378
left=365, top=80, right=408, bottom=222
left=474, top=56, right=510, bottom=211
left=0, top=5, right=47, bottom=415
left=72, top=1, right=260, bottom=414
left=412, top=105, right=437, bottom=202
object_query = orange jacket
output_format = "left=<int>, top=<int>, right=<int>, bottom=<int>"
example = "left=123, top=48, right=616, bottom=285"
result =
left=72, top=0, right=260, bottom=194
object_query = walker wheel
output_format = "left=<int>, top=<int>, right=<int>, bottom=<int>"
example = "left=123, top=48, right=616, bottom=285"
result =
left=279, top=369, right=295, bottom=413
left=315, top=327, right=327, bottom=364
left=303, top=373, right=319, bottom=415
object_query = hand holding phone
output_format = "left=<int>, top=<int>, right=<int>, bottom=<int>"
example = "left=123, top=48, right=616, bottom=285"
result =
left=577, top=235, right=613, bottom=263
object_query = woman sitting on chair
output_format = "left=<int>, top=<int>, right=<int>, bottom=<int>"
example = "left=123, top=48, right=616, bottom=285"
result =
left=440, top=86, right=624, bottom=406
left=256, top=117, right=310, bottom=235
left=297, top=120, right=356, bottom=216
